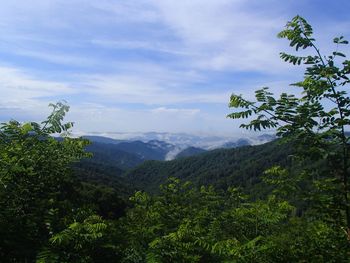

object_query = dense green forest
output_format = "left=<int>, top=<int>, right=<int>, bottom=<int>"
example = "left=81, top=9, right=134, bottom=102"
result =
left=1, top=16, right=350, bottom=262
left=123, top=140, right=292, bottom=195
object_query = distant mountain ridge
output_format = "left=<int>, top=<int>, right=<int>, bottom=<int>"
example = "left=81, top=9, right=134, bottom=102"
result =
left=85, top=142, right=145, bottom=170
left=110, top=140, right=174, bottom=160
left=220, top=138, right=251, bottom=149
left=74, top=134, right=280, bottom=197
left=175, top=147, right=207, bottom=159
left=81, top=132, right=275, bottom=150
left=82, top=135, right=122, bottom=144
left=75, top=133, right=277, bottom=183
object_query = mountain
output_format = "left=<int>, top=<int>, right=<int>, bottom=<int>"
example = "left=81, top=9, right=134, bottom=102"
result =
left=113, top=140, right=175, bottom=160
left=85, top=142, right=145, bottom=170
left=175, top=147, right=207, bottom=159
left=124, top=140, right=293, bottom=194
left=220, top=135, right=277, bottom=149
left=75, top=134, right=278, bottom=177
left=81, top=132, right=276, bottom=150
left=80, top=139, right=179, bottom=173
left=82, top=136, right=201, bottom=161
left=220, top=138, right=251, bottom=148
left=86, top=132, right=223, bottom=147
left=82, top=135, right=122, bottom=144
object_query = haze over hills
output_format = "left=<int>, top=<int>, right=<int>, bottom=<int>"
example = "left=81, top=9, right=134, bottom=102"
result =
left=74, top=135, right=290, bottom=199
left=74, top=133, right=277, bottom=193
left=82, top=132, right=276, bottom=150
left=81, top=132, right=276, bottom=161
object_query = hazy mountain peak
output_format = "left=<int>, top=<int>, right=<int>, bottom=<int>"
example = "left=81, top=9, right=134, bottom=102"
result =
left=79, top=132, right=276, bottom=161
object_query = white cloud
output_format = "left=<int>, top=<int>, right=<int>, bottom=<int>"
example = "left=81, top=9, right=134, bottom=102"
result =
left=0, top=0, right=291, bottom=73
left=90, top=39, right=193, bottom=56
left=148, top=0, right=289, bottom=72
left=77, top=69, right=230, bottom=105
left=0, top=66, right=77, bottom=123
left=150, top=107, right=200, bottom=115
left=13, top=50, right=96, bottom=67
left=67, top=102, right=236, bottom=135
left=151, top=0, right=243, bottom=44
left=0, top=66, right=74, bottom=102
left=0, top=0, right=349, bottom=135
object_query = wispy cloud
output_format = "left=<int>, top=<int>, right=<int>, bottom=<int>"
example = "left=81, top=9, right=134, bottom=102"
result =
left=76, top=69, right=230, bottom=105
left=148, top=0, right=288, bottom=72
left=91, top=39, right=193, bottom=56
left=151, top=107, right=200, bottom=115
left=0, top=0, right=349, bottom=134
left=0, top=66, right=74, bottom=102
left=13, top=50, right=96, bottom=67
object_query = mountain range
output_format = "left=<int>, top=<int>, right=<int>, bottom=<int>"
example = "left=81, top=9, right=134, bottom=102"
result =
left=73, top=135, right=292, bottom=200
left=82, top=132, right=275, bottom=162
left=81, top=132, right=275, bottom=149
left=73, top=133, right=277, bottom=193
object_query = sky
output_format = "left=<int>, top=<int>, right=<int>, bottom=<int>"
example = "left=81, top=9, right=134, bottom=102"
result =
left=0, top=0, right=350, bottom=137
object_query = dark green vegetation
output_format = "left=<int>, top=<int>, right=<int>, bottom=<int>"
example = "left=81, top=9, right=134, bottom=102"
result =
left=83, top=141, right=144, bottom=170
left=1, top=16, right=350, bottom=262
left=229, top=15, right=350, bottom=241
left=174, top=146, right=206, bottom=159
left=124, top=140, right=291, bottom=194
left=83, top=139, right=171, bottom=169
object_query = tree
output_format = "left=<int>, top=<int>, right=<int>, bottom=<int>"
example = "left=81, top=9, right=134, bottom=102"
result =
left=118, top=178, right=297, bottom=262
left=0, top=102, right=90, bottom=261
left=228, top=15, right=350, bottom=241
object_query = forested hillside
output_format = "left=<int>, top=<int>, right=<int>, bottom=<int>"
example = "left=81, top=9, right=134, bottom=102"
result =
left=125, top=140, right=292, bottom=194
left=174, top=146, right=207, bottom=159
left=84, top=142, right=145, bottom=169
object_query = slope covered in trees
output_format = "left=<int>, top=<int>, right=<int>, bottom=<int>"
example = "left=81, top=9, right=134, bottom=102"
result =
left=174, top=146, right=207, bottom=159
left=124, top=140, right=292, bottom=194
left=84, top=141, right=146, bottom=170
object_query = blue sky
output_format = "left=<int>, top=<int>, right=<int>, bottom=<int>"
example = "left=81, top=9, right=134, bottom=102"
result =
left=0, top=0, right=349, bottom=136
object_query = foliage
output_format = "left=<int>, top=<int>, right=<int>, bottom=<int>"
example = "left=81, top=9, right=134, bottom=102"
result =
left=37, top=215, right=119, bottom=263
left=0, top=102, right=91, bottom=261
left=118, top=179, right=349, bottom=262
left=120, top=179, right=270, bottom=262
left=228, top=15, right=350, bottom=240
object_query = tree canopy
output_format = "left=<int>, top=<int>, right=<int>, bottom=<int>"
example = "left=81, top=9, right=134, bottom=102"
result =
left=228, top=15, right=350, bottom=241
